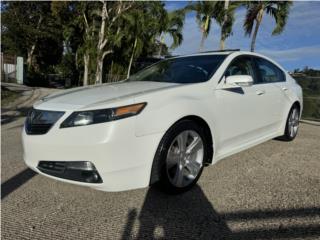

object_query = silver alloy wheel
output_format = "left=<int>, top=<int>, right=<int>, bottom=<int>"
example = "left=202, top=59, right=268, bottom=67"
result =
left=166, top=130, right=204, bottom=188
left=288, top=108, right=299, bottom=137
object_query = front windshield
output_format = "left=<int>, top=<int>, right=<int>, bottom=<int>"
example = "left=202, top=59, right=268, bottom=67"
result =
left=128, top=55, right=226, bottom=84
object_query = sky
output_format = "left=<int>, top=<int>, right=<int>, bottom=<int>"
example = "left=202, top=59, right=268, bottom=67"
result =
left=164, top=1, right=320, bottom=71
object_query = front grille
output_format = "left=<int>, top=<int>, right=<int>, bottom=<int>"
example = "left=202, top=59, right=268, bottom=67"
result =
left=25, top=108, right=64, bottom=135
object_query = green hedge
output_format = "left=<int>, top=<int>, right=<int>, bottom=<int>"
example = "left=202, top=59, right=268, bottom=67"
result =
left=295, top=77, right=320, bottom=121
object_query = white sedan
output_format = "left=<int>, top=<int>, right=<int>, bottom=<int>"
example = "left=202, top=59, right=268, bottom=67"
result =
left=22, top=50, right=303, bottom=193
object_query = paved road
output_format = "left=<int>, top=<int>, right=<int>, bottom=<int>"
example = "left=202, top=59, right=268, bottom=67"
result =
left=1, top=84, right=59, bottom=124
left=2, top=115, right=320, bottom=239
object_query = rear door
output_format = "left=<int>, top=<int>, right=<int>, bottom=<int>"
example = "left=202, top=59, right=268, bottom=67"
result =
left=253, top=57, right=287, bottom=129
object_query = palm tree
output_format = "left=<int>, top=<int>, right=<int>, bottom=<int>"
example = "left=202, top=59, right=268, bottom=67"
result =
left=123, top=2, right=165, bottom=78
left=186, top=1, right=223, bottom=51
left=218, top=1, right=243, bottom=50
left=157, top=9, right=185, bottom=57
left=123, top=9, right=147, bottom=78
left=244, top=1, right=292, bottom=52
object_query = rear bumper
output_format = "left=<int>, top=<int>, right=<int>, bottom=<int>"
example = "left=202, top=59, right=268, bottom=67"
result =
left=22, top=117, right=163, bottom=191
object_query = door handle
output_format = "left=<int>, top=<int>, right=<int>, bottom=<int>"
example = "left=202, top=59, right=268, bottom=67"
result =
left=256, top=90, right=265, bottom=95
left=282, top=87, right=288, bottom=91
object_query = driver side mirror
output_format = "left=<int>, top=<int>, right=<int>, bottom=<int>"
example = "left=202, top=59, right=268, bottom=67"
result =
left=225, top=75, right=253, bottom=87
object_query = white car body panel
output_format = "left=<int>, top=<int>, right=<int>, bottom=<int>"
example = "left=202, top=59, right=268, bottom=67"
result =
left=22, top=51, right=303, bottom=191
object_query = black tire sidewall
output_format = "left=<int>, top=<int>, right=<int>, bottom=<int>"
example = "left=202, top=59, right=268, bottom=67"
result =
left=156, top=120, right=210, bottom=194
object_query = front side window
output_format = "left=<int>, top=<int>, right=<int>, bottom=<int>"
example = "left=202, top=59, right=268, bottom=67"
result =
left=225, top=56, right=257, bottom=82
left=128, top=55, right=226, bottom=84
left=255, top=57, right=285, bottom=84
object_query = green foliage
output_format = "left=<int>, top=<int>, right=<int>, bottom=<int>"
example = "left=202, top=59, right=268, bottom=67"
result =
left=243, top=1, right=292, bottom=51
left=1, top=1, right=63, bottom=73
left=1, top=1, right=296, bottom=86
left=1, top=1, right=184, bottom=85
left=55, top=52, right=79, bottom=86
left=218, top=1, right=245, bottom=41
left=186, top=1, right=222, bottom=38
left=293, top=68, right=320, bottom=120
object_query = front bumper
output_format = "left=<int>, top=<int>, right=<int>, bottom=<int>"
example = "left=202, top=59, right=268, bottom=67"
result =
left=22, top=117, right=163, bottom=192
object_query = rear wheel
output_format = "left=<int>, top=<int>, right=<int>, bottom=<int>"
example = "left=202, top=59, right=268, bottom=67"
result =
left=153, top=120, right=209, bottom=194
left=281, top=105, right=300, bottom=141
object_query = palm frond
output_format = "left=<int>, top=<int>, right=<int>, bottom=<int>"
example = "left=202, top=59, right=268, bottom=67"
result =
left=243, top=4, right=261, bottom=36
left=268, top=1, right=292, bottom=35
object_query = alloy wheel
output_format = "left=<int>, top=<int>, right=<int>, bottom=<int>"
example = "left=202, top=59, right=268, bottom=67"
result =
left=166, top=130, right=204, bottom=188
left=288, top=108, right=299, bottom=138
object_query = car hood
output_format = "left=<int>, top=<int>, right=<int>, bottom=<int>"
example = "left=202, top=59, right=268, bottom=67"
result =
left=35, top=81, right=180, bottom=111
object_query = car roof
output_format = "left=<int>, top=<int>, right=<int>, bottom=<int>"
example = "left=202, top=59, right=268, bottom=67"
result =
left=166, top=50, right=287, bottom=73
left=178, top=51, right=236, bottom=57
left=170, top=50, right=270, bottom=62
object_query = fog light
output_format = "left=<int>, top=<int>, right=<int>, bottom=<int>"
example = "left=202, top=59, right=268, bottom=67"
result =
left=82, top=171, right=100, bottom=183
left=37, top=161, right=103, bottom=183
left=67, top=161, right=95, bottom=171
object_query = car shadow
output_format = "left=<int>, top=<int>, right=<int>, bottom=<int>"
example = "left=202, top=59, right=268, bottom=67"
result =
left=1, top=168, right=37, bottom=200
left=121, top=185, right=320, bottom=240
left=122, top=185, right=232, bottom=239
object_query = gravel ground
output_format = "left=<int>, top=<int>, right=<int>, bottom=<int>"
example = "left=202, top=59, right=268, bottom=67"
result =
left=1, top=112, right=320, bottom=239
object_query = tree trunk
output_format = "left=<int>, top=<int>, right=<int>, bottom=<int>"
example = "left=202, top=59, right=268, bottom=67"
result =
left=199, top=31, right=206, bottom=52
left=27, top=44, right=36, bottom=70
left=158, top=35, right=165, bottom=57
left=95, top=1, right=108, bottom=84
left=83, top=52, right=89, bottom=86
left=199, top=16, right=210, bottom=51
left=251, top=8, right=264, bottom=52
left=220, top=37, right=225, bottom=51
left=127, top=37, right=138, bottom=79
left=220, top=0, right=230, bottom=50
left=95, top=59, right=103, bottom=84
left=27, top=15, right=43, bottom=70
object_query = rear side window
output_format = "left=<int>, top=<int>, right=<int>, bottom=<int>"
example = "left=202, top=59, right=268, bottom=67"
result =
left=255, top=57, right=285, bottom=84
left=225, top=56, right=257, bottom=82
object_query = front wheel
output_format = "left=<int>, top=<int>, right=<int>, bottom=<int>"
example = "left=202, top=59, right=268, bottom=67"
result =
left=154, top=120, right=209, bottom=194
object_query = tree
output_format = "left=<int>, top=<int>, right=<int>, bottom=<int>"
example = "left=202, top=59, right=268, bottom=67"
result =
left=186, top=1, right=223, bottom=51
left=1, top=1, right=186, bottom=86
left=244, top=1, right=293, bottom=52
left=1, top=1, right=63, bottom=72
left=93, top=1, right=134, bottom=84
left=78, top=2, right=100, bottom=85
left=123, top=8, right=149, bottom=78
left=157, top=9, right=186, bottom=57
left=218, top=1, right=243, bottom=50
left=51, top=1, right=85, bottom=86
left=123, top=2, right=176, bottom=77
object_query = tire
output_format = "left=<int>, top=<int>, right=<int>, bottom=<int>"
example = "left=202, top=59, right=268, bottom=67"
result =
left=280, top=105, right=300, bottom=141
left=152, top=120, right=210, bottom=194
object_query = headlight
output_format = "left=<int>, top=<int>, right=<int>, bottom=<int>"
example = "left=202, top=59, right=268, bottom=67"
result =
left=60, top=102, right=146, bottom=128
